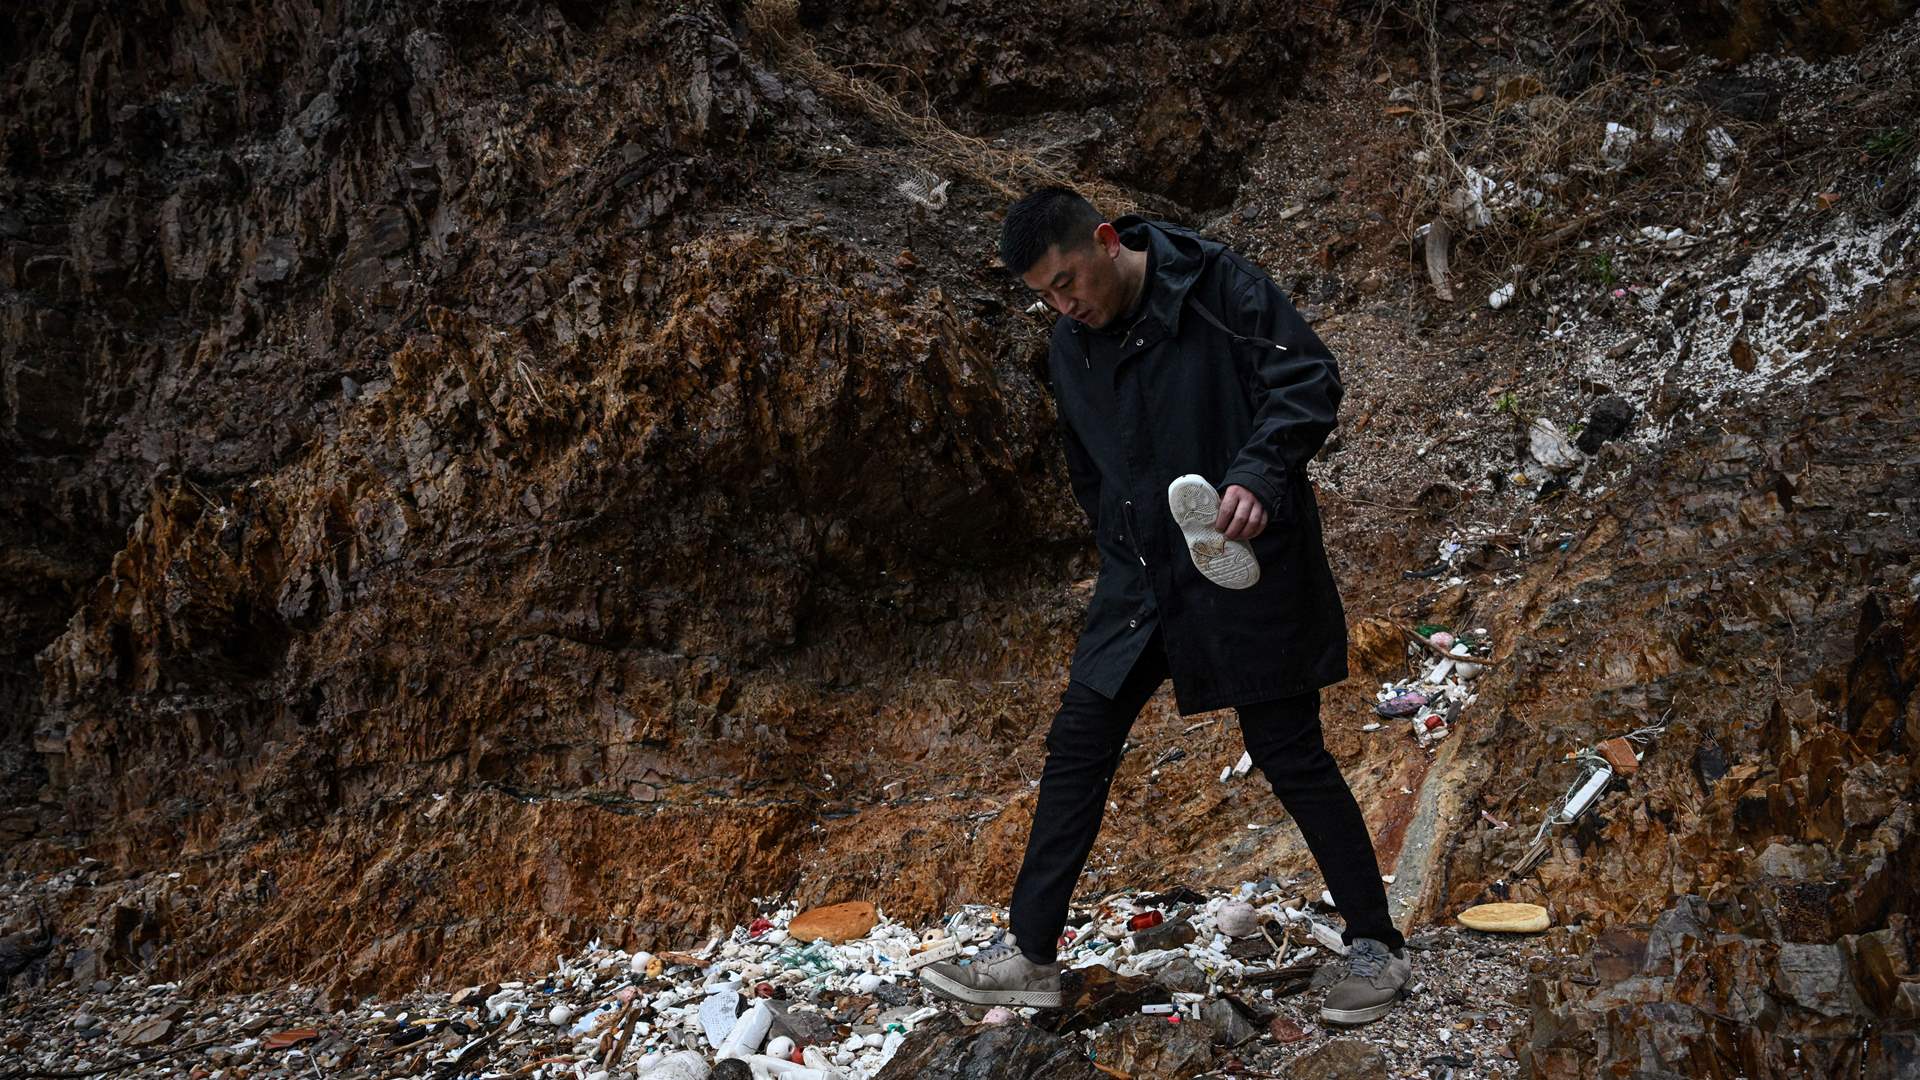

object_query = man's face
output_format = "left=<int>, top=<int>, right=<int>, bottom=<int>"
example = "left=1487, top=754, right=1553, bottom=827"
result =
left=1020, top=224, right=1131, bottom=329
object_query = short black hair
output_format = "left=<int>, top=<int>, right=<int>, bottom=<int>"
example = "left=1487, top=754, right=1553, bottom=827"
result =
left=999, top=187, right=1104, bottom=274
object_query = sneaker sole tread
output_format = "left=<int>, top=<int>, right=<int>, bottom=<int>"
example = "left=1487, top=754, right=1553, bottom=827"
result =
left=1167, top=475, right=1260, bottom=590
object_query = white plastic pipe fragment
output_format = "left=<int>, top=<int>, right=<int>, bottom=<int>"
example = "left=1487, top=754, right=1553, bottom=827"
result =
left=900, top=937, right=959, bottom=972
left=716, top=999, right=773, bottom=1060
left=1555, top=763, right=1614, bottom=825
left=740, top=1055, right=839, bottom=1080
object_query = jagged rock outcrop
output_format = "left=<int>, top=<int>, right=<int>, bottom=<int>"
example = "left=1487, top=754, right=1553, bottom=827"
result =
left=1432, top=329, right=1920, bottom=1073
left=3, top=8, right=1918, bottom=1077
left=2, top=0, right=1332, bottom=993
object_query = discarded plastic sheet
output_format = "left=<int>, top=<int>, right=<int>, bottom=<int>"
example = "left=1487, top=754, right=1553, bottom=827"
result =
left=1528, top=418, right=1584, bottom=472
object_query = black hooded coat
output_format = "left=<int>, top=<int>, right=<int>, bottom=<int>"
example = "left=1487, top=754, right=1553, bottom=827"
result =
left=1045, top=216, right=1348, bottom=714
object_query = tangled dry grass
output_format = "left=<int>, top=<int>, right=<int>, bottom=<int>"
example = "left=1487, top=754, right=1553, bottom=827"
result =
left=745, top=0, right=1139, bottom=214
left=1371, top=0, right=1754, bottom=292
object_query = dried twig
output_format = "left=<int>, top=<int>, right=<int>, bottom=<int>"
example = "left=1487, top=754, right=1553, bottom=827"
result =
left=1244, top=962, right=1320, bottom=986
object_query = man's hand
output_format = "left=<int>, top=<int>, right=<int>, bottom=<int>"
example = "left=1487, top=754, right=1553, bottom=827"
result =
left=1214, top=484, right=1267, bottom=541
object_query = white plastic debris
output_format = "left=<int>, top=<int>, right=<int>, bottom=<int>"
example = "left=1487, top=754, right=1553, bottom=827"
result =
left=716, top=999, right=773, bottom=1060
left=1600, top=122, right=1639, bottom=169
left=1450, top=643, right=1484, bottom=680
left=570, top=1002, right=617, bottom=1035
left=1281, top=906, right=1349, bottom=956
left=1704, top=127, right=1737, bottom=181
left=640, top=1051, right=713, bottom=1079
left=1557, top=763, right=1615, bottom=824
left=1446, top=168, right=1496, bottom=229
left=901, top=936, right=958, bottom=972
left=1528, top=418, right=1584, bottom=471
left=699, top=990, right=741, bottom=1048
left=895, top=175, right=951, bottom=211
left=1216, top=901, right=1259, bottom=938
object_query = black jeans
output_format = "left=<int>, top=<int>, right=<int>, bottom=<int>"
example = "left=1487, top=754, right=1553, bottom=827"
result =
left=1009, top=630, right=1404, bottom=963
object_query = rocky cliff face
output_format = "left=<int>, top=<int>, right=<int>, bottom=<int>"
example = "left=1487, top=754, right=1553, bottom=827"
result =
left=4, top=0, right=1918, bottom=1073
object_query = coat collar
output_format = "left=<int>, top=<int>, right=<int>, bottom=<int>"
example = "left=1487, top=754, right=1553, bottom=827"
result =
left=1111, top=215, right=1208, bottom=338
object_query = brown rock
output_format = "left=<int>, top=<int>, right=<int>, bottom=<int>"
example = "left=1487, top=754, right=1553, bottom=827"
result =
left=1841, top=923, right=1907, bottom=1013
left=1346, top=617, right=1405, bottom=680
left=1035, top=965, right=1170, bottom=1035
left=1588, top=928, right=1648, bottom=985
left=263, top=1028, right=321, bottom=1051
left=122, top=1018, right=173, bottom=1046
left=788, top=901, right=878, bottom=944
left=874, top=1013, right=1098, bottom=1079
left=1089, top=1015, right=1215, bottom=1080
left=1269, top=1015, right=1309, bottom=1043
left=1290, top=1038, right=1389, bottom=1080
left=451, top=982, right=498, bottom=1007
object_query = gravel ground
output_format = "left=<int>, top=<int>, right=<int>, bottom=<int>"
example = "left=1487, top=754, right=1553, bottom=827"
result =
left=0, top=882, right=1557, bottom=1080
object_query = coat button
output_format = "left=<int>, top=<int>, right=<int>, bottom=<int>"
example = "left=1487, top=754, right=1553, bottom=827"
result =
left=1128, top=618, right=1139, bottom=629
left=1134, top=338, right=1144, bottom=346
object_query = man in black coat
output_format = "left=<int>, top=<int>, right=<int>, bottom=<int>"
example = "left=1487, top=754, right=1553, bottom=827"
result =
left=920, top=188, right=1410, bottom=1026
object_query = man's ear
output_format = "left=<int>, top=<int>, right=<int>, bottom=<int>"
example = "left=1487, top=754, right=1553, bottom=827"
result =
left=1093, top=221, right=1123, bottom=258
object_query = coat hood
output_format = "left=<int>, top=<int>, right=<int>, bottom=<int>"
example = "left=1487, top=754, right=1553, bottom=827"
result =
left=1113, top=215, right=1214, bottom=336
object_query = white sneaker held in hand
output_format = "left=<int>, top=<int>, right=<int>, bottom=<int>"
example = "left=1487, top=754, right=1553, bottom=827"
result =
left=1167, top=474, right=1260, bottom=590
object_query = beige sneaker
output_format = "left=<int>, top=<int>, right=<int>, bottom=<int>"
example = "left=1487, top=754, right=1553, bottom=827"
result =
left=917, top=933, right=1063, bottom=1008
left=1319, top=938, right=1412, bottom=1025
left=1167, top=475, right=1260, bottom=590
